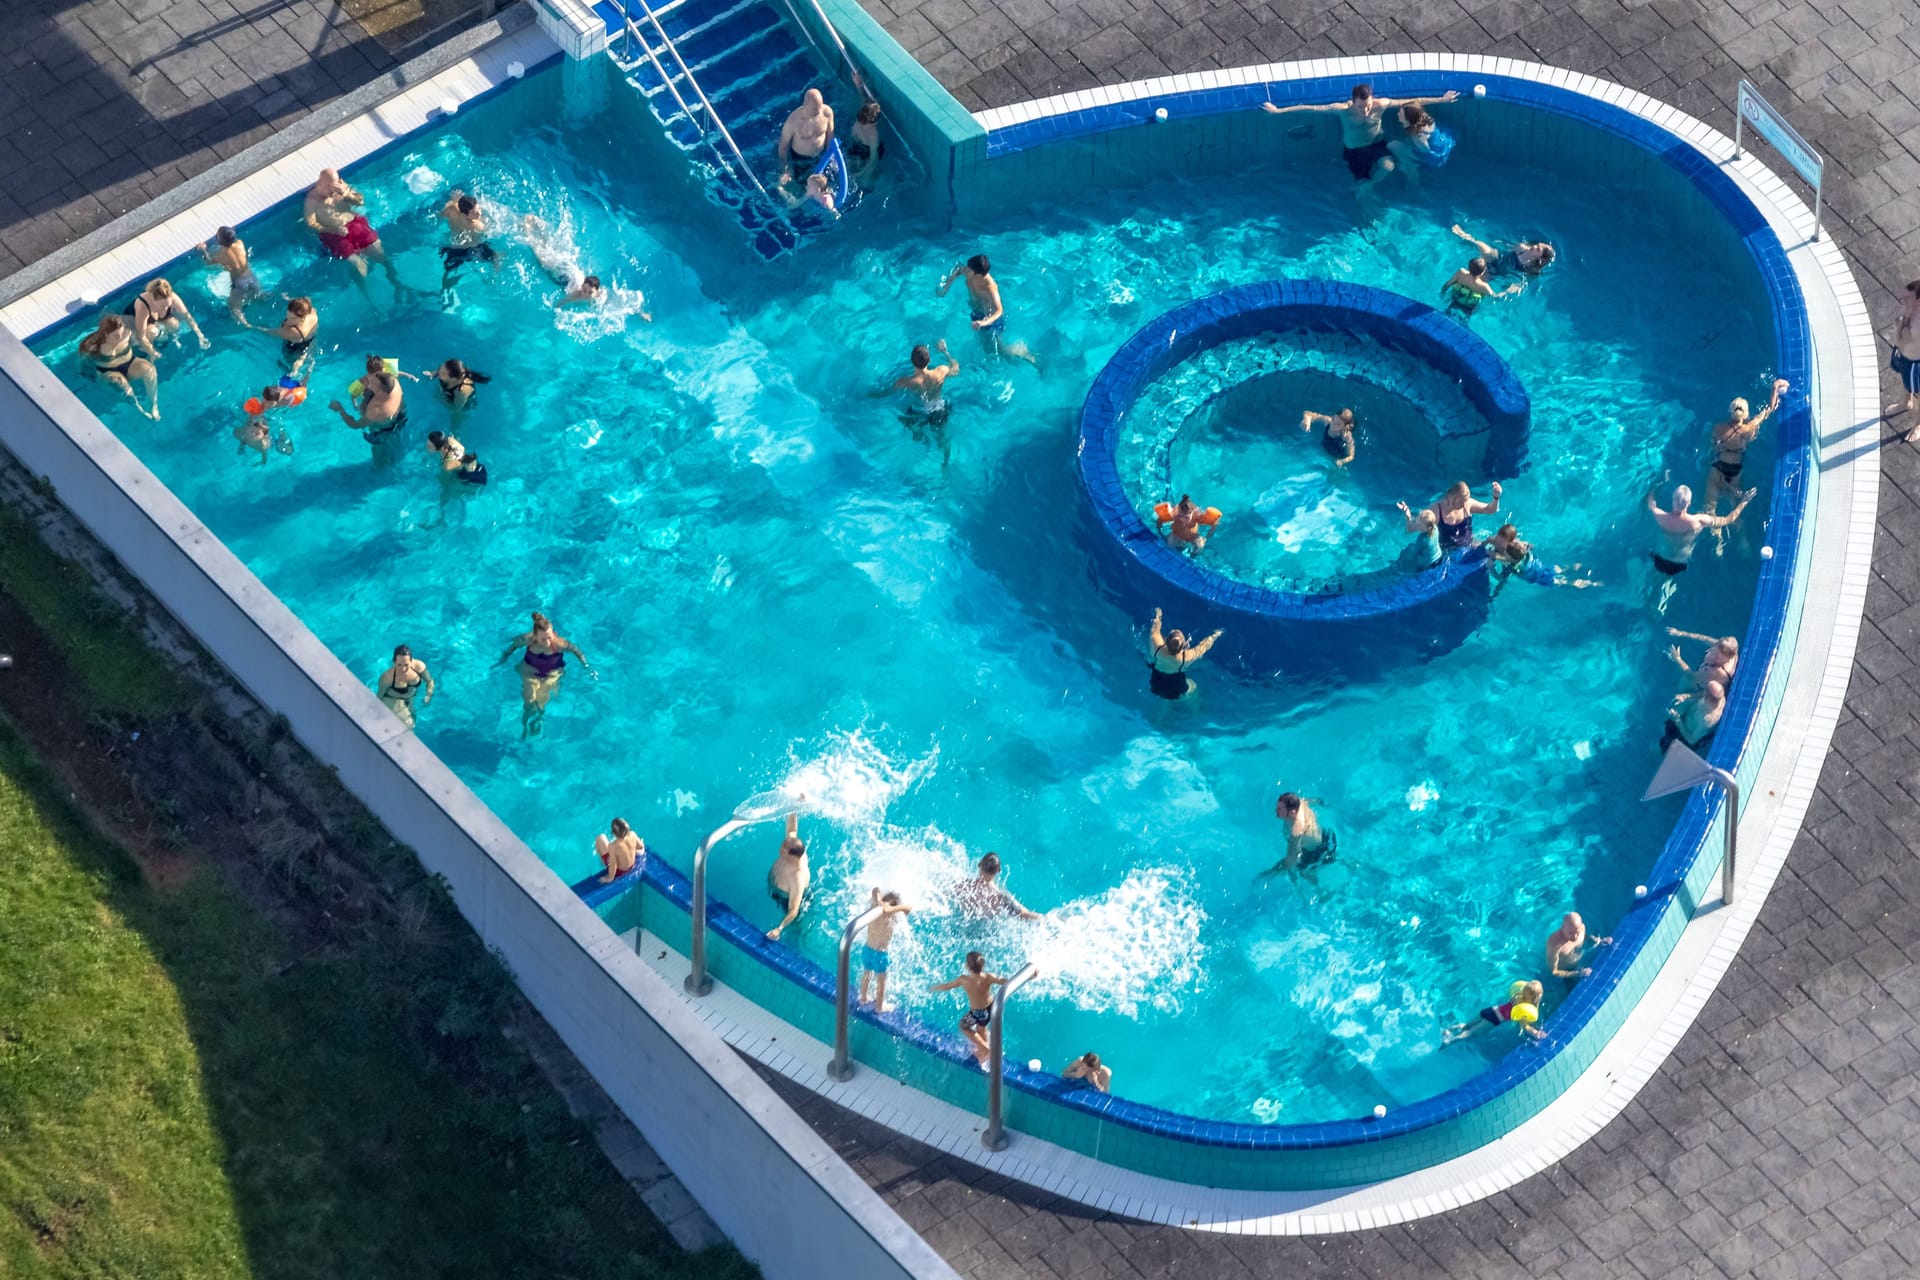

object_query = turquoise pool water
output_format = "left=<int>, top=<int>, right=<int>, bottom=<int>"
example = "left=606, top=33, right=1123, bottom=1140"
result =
left=31, top=61, right=1778, bottom=1124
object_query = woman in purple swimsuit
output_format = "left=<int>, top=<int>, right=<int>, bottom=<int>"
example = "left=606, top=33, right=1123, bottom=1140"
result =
left=494, top=610, right=593, bottom=738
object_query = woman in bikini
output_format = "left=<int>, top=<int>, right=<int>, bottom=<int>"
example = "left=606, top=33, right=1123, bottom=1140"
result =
left=494, top=611, right=594, bottom=738
left=125, top=278, right=208, bottom=355
left=1666, top=627, right=1737, bottom=695
left=1409, top=480, right=1501, bottom=555
left=1145, top=608, right=1223, bottom=700
left=1704, top=378, right=1789, bottom=517
left=199, top=226, right=262, bottom=320
left=76, top=314, right=159, bottom=419
left=242, top=295, right=319, bottom=377
left=375, top=643, right=435, bottom=729
left=422, top=358, right=491, bottom=416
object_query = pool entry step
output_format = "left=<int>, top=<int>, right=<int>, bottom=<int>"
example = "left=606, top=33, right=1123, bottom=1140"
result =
left=595, top=0, right=855, bottom=259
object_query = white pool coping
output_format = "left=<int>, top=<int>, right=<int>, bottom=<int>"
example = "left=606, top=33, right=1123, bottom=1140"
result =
left=0, top=44, right=1876, bottom=1237
left=617, top=57, right=1875, bottom=1230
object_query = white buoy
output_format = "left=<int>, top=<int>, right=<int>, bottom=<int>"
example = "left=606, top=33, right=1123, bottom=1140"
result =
left=1154, top=106, right=1169, bottom=122
left=1760, top=545, right=1774, bottom=559
left=1473, top=84, right=1487, bottom=98
left=439, top=97, right=459, bottom=117
left=1634, top=884, right=1648, bottom=899
left=1027, top=1058, right=1044, bottom=1072
left=508, top=60, right=526, bottom=79
left=78, top=291, right=100, bottom=308
left=1372, top=1104, right=1387, bottom=1119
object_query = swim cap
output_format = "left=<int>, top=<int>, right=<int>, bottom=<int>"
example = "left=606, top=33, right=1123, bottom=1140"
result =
left=1510, top=1003, right=1539, bottom=1024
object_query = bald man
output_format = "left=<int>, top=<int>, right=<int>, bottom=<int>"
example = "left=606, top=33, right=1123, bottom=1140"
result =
left=778, top=88, right=835, bottom=181
left=302, top=167, right=402, bottom=291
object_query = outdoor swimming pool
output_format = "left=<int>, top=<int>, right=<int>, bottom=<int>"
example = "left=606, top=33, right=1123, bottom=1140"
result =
left=30, top=59, right=1780, bottom=1127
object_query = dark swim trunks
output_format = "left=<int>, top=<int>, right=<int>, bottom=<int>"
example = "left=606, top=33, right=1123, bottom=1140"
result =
left=1892, top=345, right=1920, bottom=394
left=1651, top=552, right=1689, bottom=576
left=440, top=242, right=499, bottom=269
left=1342, top=137, right=1391, bottom=181
left=1712, top=458, right=1742, bottom=481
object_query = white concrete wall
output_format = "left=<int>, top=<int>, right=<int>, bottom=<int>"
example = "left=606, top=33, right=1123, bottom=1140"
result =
left=0, top=331, right=954, bottom=1280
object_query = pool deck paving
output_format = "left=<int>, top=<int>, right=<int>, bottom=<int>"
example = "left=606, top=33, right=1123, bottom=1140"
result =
left=4, top=0, right=1920, bottom=1275
left=0, top=0, right=405, bottom=279
left=821, top=0, right=1920, bottom=1277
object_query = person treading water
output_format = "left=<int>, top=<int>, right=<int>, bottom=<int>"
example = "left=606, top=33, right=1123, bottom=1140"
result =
left=1157, top=494, right=1215, bottom=552
left=1260, top=83, right=1458, bottom=199
left=777, top=87, right=835, bottom=182
left=1449, top=223, right=1556, bottom=278
left=937, top=254, right=1038, bottom=366
left=1146, top=607, right=1222, bottom=701
left=1645, top=480, right=1755, bottom=612
left=493, top=610, right=594, bottom=739
left=1300, top=406, right=1356, bottom=466
left=438, top=189, right=499, bottom=298
left=424, top=358, right=490, bottom=416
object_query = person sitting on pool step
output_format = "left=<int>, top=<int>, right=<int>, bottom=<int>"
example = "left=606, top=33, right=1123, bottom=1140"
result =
left=76, top=314, right=159, bottom=419
left=1146, top=607, right=1222, bottom=701
left=937, top=254, right=1038, bottom=366
left=1262, top=792, right=1336, bottom=881
left=124, top=277, right=208, bottom=356
left=1449, top=223, right=1556, bottom=278
left=1666, top=627, right=1737, bottom=697
left=1397, top=505, right=1442, bottom=570
left=1259, top=83, right=1458, bottom=200
left=595, top=817, right=644, bottom=883
left=847, top=100, right=884, bottom=183
left=1645, top=479, right=1755, bottom=613
left=765, top=810, right=810, bottom=941
left=1442, top=256, right=1524, bottom=319
left=1443, top=980, right=1546, bottom=1045
left=931, top=950, right=1007, bottom=1066
left=1661, top=676, right=1726, bottom=753
left=1300, top=406, right=1356, bottom=466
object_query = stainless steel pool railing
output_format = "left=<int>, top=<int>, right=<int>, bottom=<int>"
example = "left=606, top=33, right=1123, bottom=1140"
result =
left=828, top=901, right=886, bottom=1081
left=982, top=962, right=1042, bottom=1152
left=685, top=816, right=752, bottom=996
left=771, top=0, right=871, bottom=102
left=616, top=0, right=768, bottom=199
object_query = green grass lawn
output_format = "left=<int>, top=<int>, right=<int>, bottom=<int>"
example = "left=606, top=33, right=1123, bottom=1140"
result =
left=0, top=507, right=754, bottom=1279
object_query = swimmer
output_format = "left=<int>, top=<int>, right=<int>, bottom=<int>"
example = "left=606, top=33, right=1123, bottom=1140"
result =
left=199, top=227, right=263, bottom=320
left=765, top=811, right=809, bottom=940
left=859, top=887, right=913, bottom=1011
left=847, top=100, right=884, bottom=182
left=931, top=951, right=1007, bottom=1065
left=75, top=314, right=159, bottom=419
left=123, top=278, right=207, bottom=356
left=426, top=430, right=489, bottom=489
left=954, top=852, right=1040, bottom=920
left=1300, top=407, right=1356, bottom=466
left=1396, top=505, right=1442, bottom=570
left=1449, top=223, right=1556, bottom=277
left=937, top=255, right=1038, bottom=366
left=595, top=817, right=645, bottom=883
left=1157, top=494, right=1213, bottom=552
left=1891, top=280, right=1920, bottom=434
left=326, top=370, right=408, bottom=448
left=1666, top=627, right=1738, bottom=694
left=1385, top=104, right=1447, bottom=183
left=423, top=358, right=490, bottom=415
left=375, top=643, right=435, bottom=729
left=303, top=168, right=406, bottom=295
left=438, top=189, right=499, bottom=293
left=1062, top=1052, right=1112, bottom=1093
left=780, top=171, right=838, bottom=215
left=1411, top=480, right=1501, bottom=554
left=1705, top=378, right=1789, bottom=521
left=1661, top=676, right=1726, bottom=752
left=1442, top=257, right=1524, bottom=319
left=240, top=295, right=319, bottom=378
left=1261, top=791, right=1337, bottom=881
left=1484, top=524, right=1600, bottom=593
left=1443, top=980, right=1546, bottom=1044
left=493, top=611, right=593, bottom=739
left=1146, top=607, right=1222, bottom=700
left=777, top=87, right=835, bottom=181
left=561, top=273, right=606, bottom=309
left=349, top=354, right=418, bottom=403
left=1645, top=481, right=1756, bottom=612
left=876, top=339, right=960, bottom=425
left=1546, top=912, right=1611, bottom=981
left=1261, top=83, right=1458, bottom=199
left=233, top=378, right=305, bottom=462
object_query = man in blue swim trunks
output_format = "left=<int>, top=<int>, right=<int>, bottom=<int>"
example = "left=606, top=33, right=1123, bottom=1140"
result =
left=938, top=254, right=1038, bottom=365
left=1262, top=84, right=1458, bottom=199
left=1892, top=279, right=1920, bottom=439
left=858, top=887, right=913, bottom=1011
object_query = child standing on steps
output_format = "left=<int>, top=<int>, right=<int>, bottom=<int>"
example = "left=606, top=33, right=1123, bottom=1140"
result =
left=859, top=887, right=913, bottom=1012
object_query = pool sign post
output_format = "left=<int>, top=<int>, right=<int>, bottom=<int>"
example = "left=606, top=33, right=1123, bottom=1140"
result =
left=1642, top=741, right=1740, bottom=907
left=1733, top=80, right=1824, bottom=242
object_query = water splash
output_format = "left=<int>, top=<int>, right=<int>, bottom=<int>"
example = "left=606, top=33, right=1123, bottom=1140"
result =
left=775, top=730, right=938, bottom=827
left=1024, top=867, right=1207, bottom=1018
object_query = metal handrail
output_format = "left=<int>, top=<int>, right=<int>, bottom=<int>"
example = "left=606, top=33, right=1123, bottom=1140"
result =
left=773, top=0, right=870, bottom=102
left=827, top=902, right=885, bottom=1081
left=685, top=816, right=752, bottom=995
left=1708, top=766, right=1740, bottom=907
left=617, top=13, right=739, bottom=184
left=982, top=962, right=1042, bottom=1152
left=622, top=0, right=769, bottom=198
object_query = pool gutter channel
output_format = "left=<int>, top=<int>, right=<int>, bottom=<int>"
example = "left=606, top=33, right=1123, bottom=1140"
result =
left=0, top=32, right=1874, bottom=1235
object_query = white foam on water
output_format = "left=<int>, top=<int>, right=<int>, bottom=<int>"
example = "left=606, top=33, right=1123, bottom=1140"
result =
left=776, top=730, right=939, bottom=828
left=1024, top=866, right=1207, bottom=1018
left=1405, top=780, right=1440, bottom=811
left=404, top=165, right=444, bottom=195
left=1079, top=736, right=1219, bottom=822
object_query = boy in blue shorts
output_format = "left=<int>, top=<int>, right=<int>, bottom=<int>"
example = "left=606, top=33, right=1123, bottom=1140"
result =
left=859, top=887, right=913, bottom=1012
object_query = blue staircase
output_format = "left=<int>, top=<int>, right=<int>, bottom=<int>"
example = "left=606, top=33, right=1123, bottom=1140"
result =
left=591, top=0, right=848, bottom=259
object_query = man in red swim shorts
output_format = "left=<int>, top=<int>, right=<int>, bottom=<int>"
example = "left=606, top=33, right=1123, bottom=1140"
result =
left=303, top=168, right=408, bottom=296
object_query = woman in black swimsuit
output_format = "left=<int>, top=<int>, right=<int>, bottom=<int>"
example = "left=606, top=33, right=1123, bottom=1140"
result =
left=241, top=296, right=319, bottom=377
left=423, top=358, right=491, bottom=415
left=376, top=643, right=436, bottom=728
left=1300, top=407, right=1356, bottom=466
left=76, top=314, right=160, bottom=419
left=1419, top=480, right=1502, bottom=553
left=1145, top=607, right=1222, bottom=700
left=124, top=277, right=209, bottom=354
